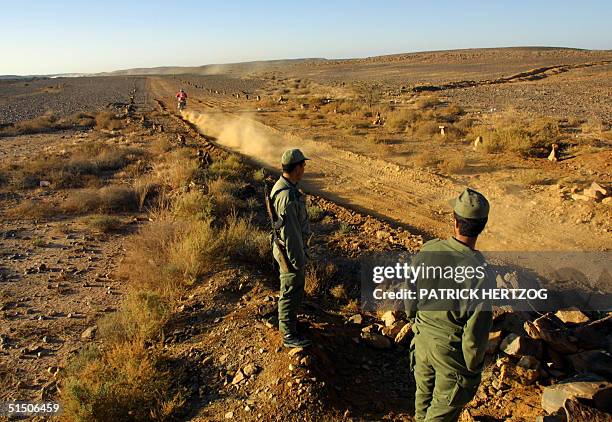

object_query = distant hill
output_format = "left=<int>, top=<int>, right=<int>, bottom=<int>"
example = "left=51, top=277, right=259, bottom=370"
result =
left=3, top=47, right=611, bottom=79
left=97, top=58, right=328, bottom=77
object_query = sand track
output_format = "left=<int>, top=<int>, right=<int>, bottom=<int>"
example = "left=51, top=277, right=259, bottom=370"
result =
left=150, top=77, right=609, bottom=251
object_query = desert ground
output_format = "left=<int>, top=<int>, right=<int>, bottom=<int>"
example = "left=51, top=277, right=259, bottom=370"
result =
left=0, top=47, right=611, bottom=421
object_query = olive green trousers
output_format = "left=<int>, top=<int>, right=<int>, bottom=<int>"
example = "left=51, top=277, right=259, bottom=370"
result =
left=278, top=269, right=305, bottom=335
left=410, top=333, right=481, bottom=422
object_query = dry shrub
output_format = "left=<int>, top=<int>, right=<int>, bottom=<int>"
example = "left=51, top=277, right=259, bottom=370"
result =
left=85, top=215, right=124, bottom=233
left=173, top=190, right=214, bottom=221
left=95, top=111, right=124, bottom=131
left=412, top=120, right=442, bottom=138
left=386, top=108, right=421, bottom=132
left=305, top=261, right=337, bottom=296
left=455, top=118, right=475, bottom=132
left=342, top=299, right=359, bottom=314
left=415, top=95, right=439, bottom=110
left=60, top=342, right=184, bottom=422
left=133, top=176, right=160, bottom=211
left=581, top=118, right=606, bottom=135
left=330, top=284, right=347, bottom=300
left=206, top=155, right=246, bottom=181
left=154, top=150, right=198, bottom=190
left=438, top=156, right=467, bottom=174
left=336, top=100, right=359, bottom=114
left=475, top=115, right=558, bottom=157
left=168, top=216, right=269, bottom=282
left=0, top=111, right=96, bottom=137
left=151, top=137, right=173, bottom=155
left=438, top=104, right=464, bottom=123
left=307, top=205, right=324, bottom=222
left=2, top=142, right=142, bottom=190
left=412, top=151, right=440, bottom=168
left=207, top=178, right=243, bottom=218
left=63, top=186, right=137, bottom=214
left=119, top=217, right=183, bottom=296
left=365, top=135, right=392, bottom=156
left=99, top=291, right=170, bottom=345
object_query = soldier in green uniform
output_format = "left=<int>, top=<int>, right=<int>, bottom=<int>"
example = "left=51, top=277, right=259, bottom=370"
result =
left=407, top=188, right=493, bottom=422
left=270, top=149, right=312, bottom=348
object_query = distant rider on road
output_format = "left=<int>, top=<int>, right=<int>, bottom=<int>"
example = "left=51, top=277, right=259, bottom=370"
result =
left=176, top=89, right=188, bottom=110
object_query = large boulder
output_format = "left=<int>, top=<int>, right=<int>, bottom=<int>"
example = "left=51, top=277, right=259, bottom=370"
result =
left=541, top=377, right=612, bottom=414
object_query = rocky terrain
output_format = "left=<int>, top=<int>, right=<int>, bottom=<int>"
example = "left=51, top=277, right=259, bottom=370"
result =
left=0, top=77, right=147, bottom=124
left=0, top=47, right=610, bottom=421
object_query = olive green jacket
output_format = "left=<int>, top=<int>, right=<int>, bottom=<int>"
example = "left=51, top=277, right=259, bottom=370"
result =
left=270, top=176, right=310, bottom=271
left=407, top=237, right=493, bottom=373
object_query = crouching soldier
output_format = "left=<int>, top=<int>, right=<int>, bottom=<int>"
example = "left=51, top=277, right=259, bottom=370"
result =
left=407, top=188, right=493, bottom=421
left=268, top=149, right=312, bottom=348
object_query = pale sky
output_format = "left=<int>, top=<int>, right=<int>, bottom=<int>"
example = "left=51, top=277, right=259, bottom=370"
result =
left=1, top=0, right=610, bottom=75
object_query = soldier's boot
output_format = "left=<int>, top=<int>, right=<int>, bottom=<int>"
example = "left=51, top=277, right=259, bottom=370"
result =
left=282, top=333, right=312, bottom=348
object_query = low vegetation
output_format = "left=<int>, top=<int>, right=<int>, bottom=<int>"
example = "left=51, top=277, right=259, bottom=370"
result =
left=61, top=151, right=271, bottom=420
left=0, top=141, right=144, bottom=190
left=471, top=113, right=561, bottom=157
left=0, top=111, right=96, bottom=137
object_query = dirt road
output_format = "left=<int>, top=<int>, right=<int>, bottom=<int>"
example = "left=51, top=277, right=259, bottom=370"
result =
left=151, top=77, right=609, bottom=251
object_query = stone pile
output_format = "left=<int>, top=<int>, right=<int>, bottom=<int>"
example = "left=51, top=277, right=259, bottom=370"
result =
left=487, top=307, right=612, bottom=418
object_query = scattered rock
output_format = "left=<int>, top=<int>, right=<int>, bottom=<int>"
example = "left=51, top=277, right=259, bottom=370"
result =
left=224, top=411, right=234, bottom=419
left=80, top=326, right=97, bottom=341
left=568, top=350, right=612, bottom=379
left=288, top=347, right=304, bottom=357
left=242, top=364, right=260, bottom=377
left=486, top=331, right=503, bottom=354
left=375, top=230, right=390, bottom=240
left=499, top=362, right=539, bottom=386
left=231, top=369, right=246, bottom=385
left=555, top=308, right=590, bottom=324
left=563, top=397, right=612, bottom=421
left=500, top=333, right=543, bottom=358
left=348, top=314, right=363, bottom=325
left=394, top=323, right=413, bottom=345
left=517, top=355, right=540, bottom=370
left=381, top=310, right=404, bottom=327
left=525, top=314, right=577, bottom=354
left=381, top=321, right=406, bottom=339
left=361, top=324, right=382, bottom=334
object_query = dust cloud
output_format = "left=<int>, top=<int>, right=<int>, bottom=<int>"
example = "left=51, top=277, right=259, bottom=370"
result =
left=182, top=110, right=290, bottom=165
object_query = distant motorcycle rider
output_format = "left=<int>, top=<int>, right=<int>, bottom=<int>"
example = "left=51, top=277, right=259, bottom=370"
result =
left=176, top=89, right=188, bottom=110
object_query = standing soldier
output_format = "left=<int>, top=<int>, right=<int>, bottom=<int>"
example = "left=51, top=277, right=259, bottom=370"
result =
left=408, top=188, right=493, bottom=422
left=269, top=149, right=311, bottom=348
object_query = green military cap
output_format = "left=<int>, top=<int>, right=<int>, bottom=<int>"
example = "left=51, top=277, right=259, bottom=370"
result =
left=281, top=148, right=309, bottom=166
left=449, top=188, right=489, bottom=219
